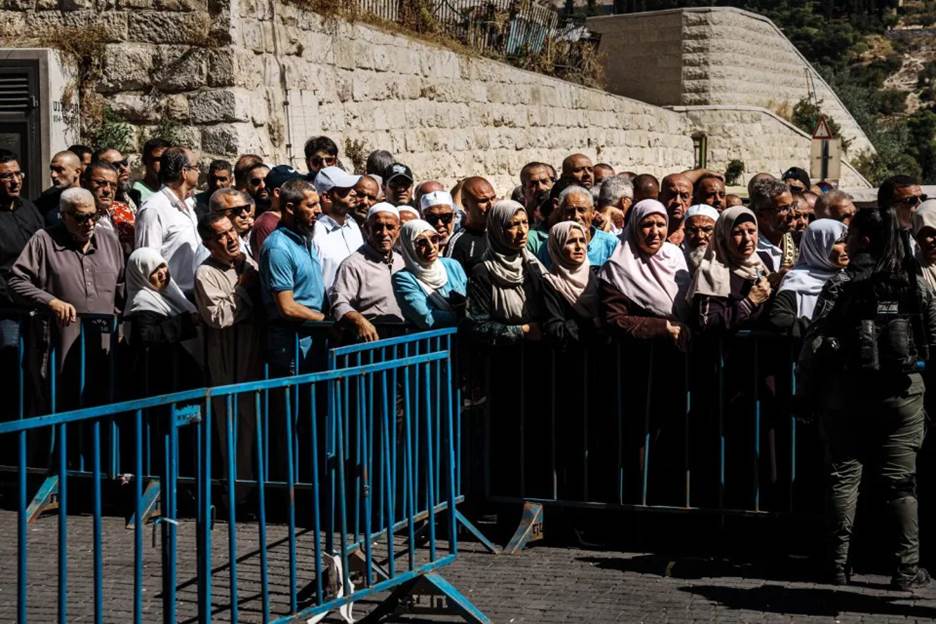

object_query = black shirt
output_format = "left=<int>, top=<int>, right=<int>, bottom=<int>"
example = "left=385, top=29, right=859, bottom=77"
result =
left=33, top=186, right=64, bottom=226
left=0, top=197, right=44, bottom=306
left=445, top=228, right=488, bottom=274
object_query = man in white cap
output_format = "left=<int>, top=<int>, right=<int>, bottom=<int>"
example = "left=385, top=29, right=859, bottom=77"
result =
left=398, top=205, right=420, bottom=224
left=313, top=166, right=363, bottom=290
left=329, top=202, right=405, bottom=342
left=683, top=204, right=719, bottom=273
left=420, top=190, right=456, bottom=254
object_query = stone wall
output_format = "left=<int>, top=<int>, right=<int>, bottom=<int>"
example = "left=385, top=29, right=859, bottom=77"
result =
left=589, top=8, right=876, bottom=161
left=676, top=106, right=869, bottom=191
left=214, top=0, right=695, bottom=192
left=0, top=1, right=872, bottom=192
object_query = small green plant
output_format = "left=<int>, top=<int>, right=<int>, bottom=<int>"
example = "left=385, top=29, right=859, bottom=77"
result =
left=344, top=137, right=369, bottom=174
left=724, top=159, right=745, bottom=185
left=146, top=118, right=190, bottom=149
left=88, top=107, right=135, bottom=153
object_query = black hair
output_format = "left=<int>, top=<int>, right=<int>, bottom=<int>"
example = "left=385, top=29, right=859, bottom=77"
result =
left=209, top=159, right=232, bottom=174
left=141, top=137, right=171, bottom=163
left=81, top=159, right=118, bottom=184
left=280, top=178, right=315, bottom=210
left=877, top=175, right=917, bottom=210
left=303, top=136, right=338, bottom=160
left=0, top=149, right=18, bottom=165
left=68, top=144, right=93, bottom=159
left=197, top=212, right=231, bottom=242
left=365, top=149, right=394, bottom=175
left=158, top=147, right=190, bottom=185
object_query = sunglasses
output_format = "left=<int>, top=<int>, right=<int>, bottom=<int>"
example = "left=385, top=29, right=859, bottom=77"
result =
left=249, top=177, right=266, bottom=187
left=310, top=155, right=337, bottom=167
left=68, top=211, right=100, bottom=224
left=223, top=204, right=252, bottom=216
left=425, top=212, right=454, bottom=225
left=897, top=194, right=928, bottom=207
left=110, top=159, right=129, bottom=168
left=356, top=193, right=378, bottom=202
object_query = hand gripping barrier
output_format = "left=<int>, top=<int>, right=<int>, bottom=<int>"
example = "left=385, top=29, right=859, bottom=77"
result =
left=0, top=327, right=488, bottom=624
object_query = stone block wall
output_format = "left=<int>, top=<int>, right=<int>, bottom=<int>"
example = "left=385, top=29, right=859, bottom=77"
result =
left=677, top=106, right=869, bottom=190
left=222, top=0, right=695, bottom=192
left=589, top=7, right=875, bottom=161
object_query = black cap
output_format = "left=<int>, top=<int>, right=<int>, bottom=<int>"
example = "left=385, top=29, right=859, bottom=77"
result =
left=266, top=165, right=303, bottom=190
left=384, top=162, right=413, bottom=185
left=781, top=167, right=811, bottom=190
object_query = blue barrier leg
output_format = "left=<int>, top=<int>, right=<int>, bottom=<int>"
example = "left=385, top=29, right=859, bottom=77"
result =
left=255, top=392, right=270, bottom=624
left=284, top=387, right=298, bottom=614
left=225, top=395, right=240, bottom=623
left=309, top=384, right=323, bottom=608
left=358, top=572, right=490, bottom=624
left=25, top=475, right=59, bottom=524
left=126, top=480, right=161, bottom=529
left=92, top=418, right=103, bottom=624
left=57, top=423, right=67, bottom=624
left=133, top=409, right=143, bottom=624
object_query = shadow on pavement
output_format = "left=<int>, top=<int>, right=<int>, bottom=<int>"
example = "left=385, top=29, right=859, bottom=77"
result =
left=678, top=584, right=936, bottom=619
left=576, top=553, right=817, bottom=583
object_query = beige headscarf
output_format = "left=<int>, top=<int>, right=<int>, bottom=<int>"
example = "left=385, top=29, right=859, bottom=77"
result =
left=912, top=199, right=936, bottom=291
left=482, top=200, right=543, bottom=322
left=688, top=206, right=768, bottom=299
left=543, top=221, right=598, bottom=317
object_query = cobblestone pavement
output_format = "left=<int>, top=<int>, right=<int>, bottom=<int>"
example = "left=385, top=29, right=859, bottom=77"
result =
left=1, top=509, right=936, bottom=623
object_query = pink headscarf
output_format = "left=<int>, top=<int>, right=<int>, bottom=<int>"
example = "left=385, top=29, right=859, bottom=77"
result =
left=600, top=199, right=691, bottom=321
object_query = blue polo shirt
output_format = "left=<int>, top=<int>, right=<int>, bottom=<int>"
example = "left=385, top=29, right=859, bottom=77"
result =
left=537, top=226, right=620, bottom=269
left=260, top=225, right=326, bottom=320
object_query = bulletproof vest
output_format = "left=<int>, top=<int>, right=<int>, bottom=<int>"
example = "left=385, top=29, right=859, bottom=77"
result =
left=841, top=270, right=929, bottom=373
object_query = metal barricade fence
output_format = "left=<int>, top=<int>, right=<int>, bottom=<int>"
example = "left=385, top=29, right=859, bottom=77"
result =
left=463, top=329, right=810, bottom=545
left=0, top=328, right=487, bottom=623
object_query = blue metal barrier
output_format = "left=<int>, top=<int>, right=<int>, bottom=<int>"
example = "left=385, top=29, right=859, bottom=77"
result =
left=1, top=329, right=488, bottom=623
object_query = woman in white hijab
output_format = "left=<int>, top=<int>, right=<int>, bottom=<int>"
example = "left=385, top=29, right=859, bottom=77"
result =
left=912, top=199, right=936, bottom=293
left=393, top=219, right=468, bottom=329
left=541, top=221, right=599, bottom=347
left=687, top=205, right=773, bottom=333
left=768, top=218, right=848, bottom=335
left=124, top=247, right=200, bottom=390
left=599, top=199, right=692, bottom=349
left=466, top=199, right=545, bottom=345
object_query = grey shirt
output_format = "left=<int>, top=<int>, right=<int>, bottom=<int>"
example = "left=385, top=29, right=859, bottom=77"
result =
left=329, top=244, right=405, bottom=321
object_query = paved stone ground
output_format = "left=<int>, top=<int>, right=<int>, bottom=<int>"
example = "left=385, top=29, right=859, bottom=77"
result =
left=1, top=509, right=936, bottom=623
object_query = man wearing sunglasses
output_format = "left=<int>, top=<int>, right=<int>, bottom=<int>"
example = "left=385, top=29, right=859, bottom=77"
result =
left=95, top=147, right=139, bottom=211
left=420, top=190, right=456, bottom=253
left=242, top=163, right=271, bottom=215
left=313, top=166, right=363, bottom=290
left=10, top=188, right=123, bottom=367
left=304, top=135, right=339, bottom=179
left=879, top=175, right=927, bottom=232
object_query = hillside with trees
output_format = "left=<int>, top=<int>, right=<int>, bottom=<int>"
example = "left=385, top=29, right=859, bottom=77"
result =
left=574, top=0, right=936, bottom=184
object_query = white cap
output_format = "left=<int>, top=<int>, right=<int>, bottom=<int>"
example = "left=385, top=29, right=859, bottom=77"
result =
left=314, top=166, right=361, bottom=195
left=686, top=204, right=720, bottom=222
left=420, top=190, right=454, bottom=212
left=367, top=202, right=400, bottom=220
left=398, top=205, right=420, bottom=217
left=367, top=174, right=383, bottom=188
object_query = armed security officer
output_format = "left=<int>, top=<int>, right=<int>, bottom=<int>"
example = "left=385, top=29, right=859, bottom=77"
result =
left=806, top=203, right=936, bottom=590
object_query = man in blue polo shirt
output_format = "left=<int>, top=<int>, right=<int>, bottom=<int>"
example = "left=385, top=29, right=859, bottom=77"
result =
left=259, top=178, right=326, bottom=374
left=537, top=184, right=619, bottom=269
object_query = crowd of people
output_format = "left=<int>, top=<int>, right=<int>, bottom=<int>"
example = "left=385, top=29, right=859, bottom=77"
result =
left=0, top=134, right=934, bottom=591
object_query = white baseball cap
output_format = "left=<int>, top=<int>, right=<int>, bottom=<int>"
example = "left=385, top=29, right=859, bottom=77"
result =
left=314, top=166, right=361, bottom=195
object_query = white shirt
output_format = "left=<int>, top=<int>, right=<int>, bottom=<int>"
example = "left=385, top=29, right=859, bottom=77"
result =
left=756, top=235, right=782, bottom=273
left=313, top=214, right=364, bottom=290
left=135, top=186, right=200, bottom=292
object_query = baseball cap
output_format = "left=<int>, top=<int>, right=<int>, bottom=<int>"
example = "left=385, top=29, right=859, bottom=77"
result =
left=781, top=167, right=811, bottom=190
left=265, top=165, right=303, bottom=190
left=314, top=166, right=361, bottom=195
left=384, top=163, right=414, bottom=185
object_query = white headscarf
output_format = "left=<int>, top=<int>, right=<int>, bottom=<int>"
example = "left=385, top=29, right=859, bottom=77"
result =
left=400, top=219, right=448, bottom=291
left=600, top=199, right=691, bottom=320
left=778, top=218, right=847, bottom=319
left=912, top=199, right=936, bottom=292
left=543, top=221, right=598, bottom=317
left=125, top=247, right=196, bottom=317
left=688, top=206, right=768, bottom=300
left=482, top=200, right=542, bottom=322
